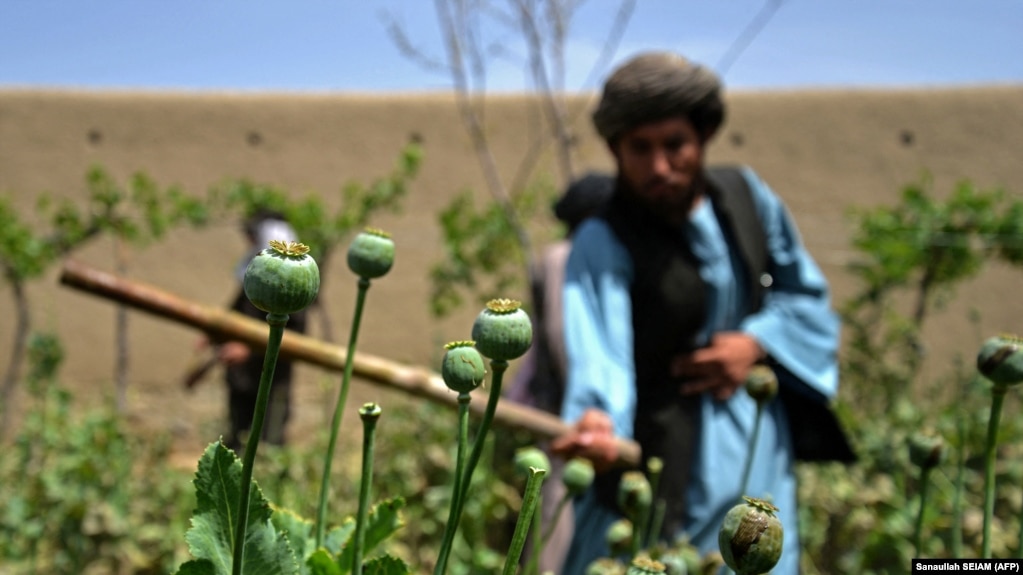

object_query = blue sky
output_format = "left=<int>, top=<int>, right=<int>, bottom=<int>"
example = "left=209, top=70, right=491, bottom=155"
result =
left=2, top=1, right=1021, bottom=93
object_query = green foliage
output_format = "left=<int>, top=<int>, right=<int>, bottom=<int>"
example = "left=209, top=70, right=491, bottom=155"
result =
left=0, top=197, right=51, bottom=280
left=81, top=167, right=211, bottom=244
left=206, top=141, right=420, bottom=347
left=797, top=174, right=1023, bottom=572
left=209, top=141, right=422, bottom=264
left=1, top=164, right=209, bottom=279
left=0, top=377, right=482, bottom=575
left=841, top=175, right=1023, bottom=409
left=430, top=190, right=523, bottom=316
left=430, top=179, right=552, bottom=317
left=331, top=499, right=407, bottom=574
left=0, top=179, right=128, bottom=282
left=249, top=400, right=522, bottom=575
left=174, top=440, right=410, bottom=575
left=270, top=508, right=318, bottom=571
left=1, top=165, right=212, bottom=434
left=178, top=442, right=300, bottom=575
left=361, top=554, right=411, bottom=575
left=0, top=334, right=194, bottom=574
left=2, top=147, right=424, bottom=573
left=580, top=368, right=1023, bottom=573
left=850, top=174, right=1019, bottom=291
left=360, top=400, right=522, bottom=575
left=798, top=374, right=1023, bottom=573
left=279, top=512, right=352, bottom=573
left=25, top=331, right=64, bottom=387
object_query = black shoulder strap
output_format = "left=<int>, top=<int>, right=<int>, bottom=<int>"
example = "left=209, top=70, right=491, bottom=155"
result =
left=705, top=165, right=769, bottom=311
left=707, top=165, right=857, bottom=464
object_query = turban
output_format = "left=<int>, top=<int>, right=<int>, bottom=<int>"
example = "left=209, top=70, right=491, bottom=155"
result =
left=592, top=52, right=724, bottom=142
left=236, top=211, right=297, bottom=282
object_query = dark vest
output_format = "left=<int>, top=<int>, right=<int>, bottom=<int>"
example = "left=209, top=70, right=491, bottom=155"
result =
left=594, top=166, right=855, bottom=538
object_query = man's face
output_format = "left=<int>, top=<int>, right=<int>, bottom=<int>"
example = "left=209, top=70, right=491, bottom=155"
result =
left=612, top=116, right=707, bottom=218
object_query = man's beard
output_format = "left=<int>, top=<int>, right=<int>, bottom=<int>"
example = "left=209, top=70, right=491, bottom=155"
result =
left=631, top=173, right=705, bottom=222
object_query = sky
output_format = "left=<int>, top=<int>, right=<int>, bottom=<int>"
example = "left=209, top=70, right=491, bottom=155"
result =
left=1, top=1, right=1022, bottom=94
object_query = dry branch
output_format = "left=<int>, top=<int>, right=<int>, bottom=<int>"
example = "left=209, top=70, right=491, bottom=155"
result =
left=58, top=258, right=641, bottom=467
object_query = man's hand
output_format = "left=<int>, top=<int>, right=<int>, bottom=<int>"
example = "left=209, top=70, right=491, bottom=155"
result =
left=550, top=408, right=619, bottom=473
left=217, top=342, right=251, bottom=366
left=671, top=332, right=764, bottom=401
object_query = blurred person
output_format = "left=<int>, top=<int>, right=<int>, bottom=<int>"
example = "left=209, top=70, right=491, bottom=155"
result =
left=550, top=52, right=854, bottom=575
left=187, top=209, right=309, bottom=452
left=507, top=172, right=614, bottom=574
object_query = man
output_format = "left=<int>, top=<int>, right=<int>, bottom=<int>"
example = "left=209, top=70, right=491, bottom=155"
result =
left=191, top=209, right=308, bottom=452
left=550, top=52, right=852, bottom=574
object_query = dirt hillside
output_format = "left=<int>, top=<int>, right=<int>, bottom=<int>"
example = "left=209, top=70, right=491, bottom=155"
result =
left=1, top=87, right=1021, bottom=455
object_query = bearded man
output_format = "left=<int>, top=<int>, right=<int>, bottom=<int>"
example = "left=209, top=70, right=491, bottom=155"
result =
left=551, top=52, right=853, bottom=575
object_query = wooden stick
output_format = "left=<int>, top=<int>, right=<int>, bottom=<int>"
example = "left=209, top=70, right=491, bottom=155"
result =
left=58, top=258, right=641, bottom=467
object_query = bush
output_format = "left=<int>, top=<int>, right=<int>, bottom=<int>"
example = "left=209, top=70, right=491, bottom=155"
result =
left=0, top=337, right=194, bottom=574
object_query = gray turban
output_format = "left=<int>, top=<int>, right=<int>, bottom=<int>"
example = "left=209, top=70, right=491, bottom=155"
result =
left=592, top=52, right=724, bottom=142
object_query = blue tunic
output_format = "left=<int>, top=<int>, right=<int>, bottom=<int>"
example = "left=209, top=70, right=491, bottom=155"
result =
left=560, top=167, right=840, bottom=575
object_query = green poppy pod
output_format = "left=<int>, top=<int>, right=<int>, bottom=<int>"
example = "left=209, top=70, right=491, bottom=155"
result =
left=744, top=364, right=779, bottom=405
left=514, top=447, right=550, bottom=477
left=243, top=240, right=320, bottom=315
left=617, top=470, right=653, bottom=521
left=347, top=228, right=395, bottom=279
left=440, top=341, right=487, bottom=393
left=626, top=558, right=666, bottom=575
left=977, top=334, right=1023, bottom=387
left=585, top=558, right=626, bottom=575
left=562, top=457, right=596, bottom=496
left=359, top=402, right=382, bottom=421
left=646, top=456, right=664, bottom=476
left=470, top=298, right=533, bottom=361
left=605, top=518, right=634, bottom=558
left=653, top=551, right=686, bottom=575
left=718, top=496, right=783, bottom=575
left=659, top=539, right=702, bottom=575
left=909, top=431, right=946, bottom=470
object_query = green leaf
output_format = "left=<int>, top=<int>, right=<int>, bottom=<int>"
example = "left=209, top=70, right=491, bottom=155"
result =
left=427, top=177, right=547, bottom=317
left=336, top=497, right=406, bottom=573
left=324, top=522, right=355, bottom=557
left=362, top=554, right=410, bottom=575
left=271, top=505, right=315, bottom=573
left=183, top=441, right=299, bottom=575
left=176, top=559, right=218, bottom=575
left=307, top=548, right=343, bottom=575
left=361, top=497, right=406, bottom=558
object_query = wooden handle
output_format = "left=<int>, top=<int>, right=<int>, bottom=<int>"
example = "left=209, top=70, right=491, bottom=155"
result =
left=59, top=258, right=641, bottom=467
